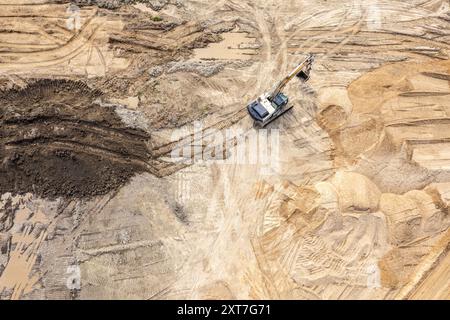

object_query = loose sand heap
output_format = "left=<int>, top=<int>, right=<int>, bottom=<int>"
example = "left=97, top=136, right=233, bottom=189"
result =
left=0, top=0, right=449, bottom=300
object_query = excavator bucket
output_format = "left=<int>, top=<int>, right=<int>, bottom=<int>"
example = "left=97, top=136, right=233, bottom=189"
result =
left=296, top=69, right=310, bottom=82
left=296, top=55, right=313, bottom=81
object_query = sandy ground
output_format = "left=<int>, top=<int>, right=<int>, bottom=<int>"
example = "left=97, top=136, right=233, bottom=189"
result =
left=0, top=0, right=449, bottom=299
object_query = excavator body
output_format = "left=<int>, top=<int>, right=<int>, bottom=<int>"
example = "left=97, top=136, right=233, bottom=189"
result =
left=247, top=54, right=313, bottom=127
left=247, top=92, right=289, bottom=127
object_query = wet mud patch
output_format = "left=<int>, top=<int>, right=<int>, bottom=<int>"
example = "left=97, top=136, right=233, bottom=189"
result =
left=0, top=79, right=150, bottom=199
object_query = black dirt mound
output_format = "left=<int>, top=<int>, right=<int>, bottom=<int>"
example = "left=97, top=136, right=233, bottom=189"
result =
left=0, top=79, right=151, bottom=199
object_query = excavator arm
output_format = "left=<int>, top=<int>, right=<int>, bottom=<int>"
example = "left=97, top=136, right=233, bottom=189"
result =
left=268, top=54, right=314, bottom=100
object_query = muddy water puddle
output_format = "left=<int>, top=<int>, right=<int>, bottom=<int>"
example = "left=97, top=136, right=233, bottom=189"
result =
left=194, top=32, right=258, bottom=60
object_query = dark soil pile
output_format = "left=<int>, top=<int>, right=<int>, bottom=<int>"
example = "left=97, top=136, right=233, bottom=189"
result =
left=0, top=79, right=150, bottom=199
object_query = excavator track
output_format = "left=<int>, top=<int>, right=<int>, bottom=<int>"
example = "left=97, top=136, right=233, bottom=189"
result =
left=255, top=105, right=294, bottom=128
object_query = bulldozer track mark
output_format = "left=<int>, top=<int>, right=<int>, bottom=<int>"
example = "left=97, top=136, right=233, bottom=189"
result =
left=151, top=107, right=248, bottom=158
left=421, top=72, right=450, bottom=80
left=94, top=45, right=106, bottom=70
left=2, top=116, right=149, bottom=139
left=0, top=12, right=101, bottom=70
left=276, top=3, right=355, bottom=65
left=386, top=117, right=450, bottom=127
left=5, top=139, right=150, bottom=165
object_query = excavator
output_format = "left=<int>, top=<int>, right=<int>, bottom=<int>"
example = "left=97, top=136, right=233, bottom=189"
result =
left=247, top=54, right=314, bottom=127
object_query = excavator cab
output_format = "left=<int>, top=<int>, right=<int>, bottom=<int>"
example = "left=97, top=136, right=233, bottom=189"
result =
left=247, top=92, right=289, bottom=127
left=248, top=100, right=269, bottom=119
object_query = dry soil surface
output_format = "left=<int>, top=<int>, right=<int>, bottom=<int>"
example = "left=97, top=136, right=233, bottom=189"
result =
left=0, top=0, right=449, bottom=300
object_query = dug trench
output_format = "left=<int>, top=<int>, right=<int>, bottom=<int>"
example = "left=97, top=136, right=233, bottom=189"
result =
left=0, top=79, right=151, bottom=199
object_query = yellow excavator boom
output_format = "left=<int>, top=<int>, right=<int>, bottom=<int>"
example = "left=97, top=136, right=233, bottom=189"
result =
left=268, top=54, right=314, bottom=100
